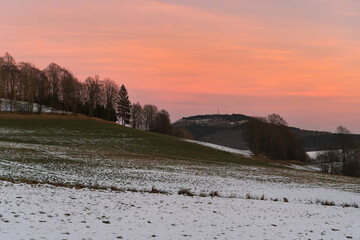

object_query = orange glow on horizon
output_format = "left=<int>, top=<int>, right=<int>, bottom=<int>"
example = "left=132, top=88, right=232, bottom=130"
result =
left=1, top=0, right=360, bottom=132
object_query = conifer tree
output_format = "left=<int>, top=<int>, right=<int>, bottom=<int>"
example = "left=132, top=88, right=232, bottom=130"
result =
left=116, top=84, right=131, bottom=125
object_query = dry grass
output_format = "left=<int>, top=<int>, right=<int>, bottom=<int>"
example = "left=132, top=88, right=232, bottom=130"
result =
left=178, top=189, right=195, bottom=197
left=209, top=191, right=221, bottom=197
left=316, top=199, right=336, bottom=206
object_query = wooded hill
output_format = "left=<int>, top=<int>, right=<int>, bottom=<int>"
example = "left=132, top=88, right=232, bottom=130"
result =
left=173, top=114, right=360, bottom=152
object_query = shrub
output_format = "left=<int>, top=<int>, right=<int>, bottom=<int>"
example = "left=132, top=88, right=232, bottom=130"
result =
left=178, top=189, right=195, bottom=196
left=199, top=192, right=208, bottom=197
left=209, top=191, right=221, bottom=197
left=316, top=199, right=336, bottom=206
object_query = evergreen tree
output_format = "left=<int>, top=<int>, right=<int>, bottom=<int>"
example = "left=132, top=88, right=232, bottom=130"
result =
left=116, top=84, right=131, bottom=125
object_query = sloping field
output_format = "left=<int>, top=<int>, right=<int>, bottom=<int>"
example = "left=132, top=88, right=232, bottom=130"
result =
left=0, top=113, right=360, bottom=239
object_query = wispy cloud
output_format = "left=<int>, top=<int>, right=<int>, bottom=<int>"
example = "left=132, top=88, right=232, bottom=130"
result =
left=152, top=0, right=170, bottom=7
left=1, top=0, right=360, bottom=131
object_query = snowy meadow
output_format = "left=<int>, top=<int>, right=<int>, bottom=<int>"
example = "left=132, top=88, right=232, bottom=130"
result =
left=0, top=114, right=360, bottom=239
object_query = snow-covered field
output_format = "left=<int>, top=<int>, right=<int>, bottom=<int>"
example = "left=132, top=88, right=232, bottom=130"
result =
left=1, top=180, right=359, bottom=240
left=1, top=140, right=360, bottom=207
left=1, top=120, right=360, bottom=239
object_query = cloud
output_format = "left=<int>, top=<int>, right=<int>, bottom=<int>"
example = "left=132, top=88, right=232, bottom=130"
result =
left=152, top=0, right=170, bottom=7
left=1, top=0, right=360, bottom=131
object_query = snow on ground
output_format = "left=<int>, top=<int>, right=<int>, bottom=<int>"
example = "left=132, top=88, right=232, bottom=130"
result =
left=0, top=180, right=359, bottom=240
left=1, top=125, right=360, bottom=239
left=307, top=151, right=324, bottom=159
left=185, top=140, right=323, bottom=172
left=1, top=140, right=359, bottom=207
left=0, top=98, right=71, bottom=114
left=184, top=139, right=252, bottom=157
left=289, top=164, right=322, bottom=172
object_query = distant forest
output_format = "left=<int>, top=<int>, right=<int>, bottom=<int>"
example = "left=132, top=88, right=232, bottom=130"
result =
left=176, top=114, right=360, bottom=177
left=0, top=52, right=190, bottom=138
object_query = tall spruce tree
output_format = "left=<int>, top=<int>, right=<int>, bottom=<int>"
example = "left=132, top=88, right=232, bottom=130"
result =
left=116, top=84, right=131, bottom=125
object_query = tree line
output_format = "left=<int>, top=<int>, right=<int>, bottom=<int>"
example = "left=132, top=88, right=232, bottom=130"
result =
left=0, top=52, right=119, bottom=121
left=245, top=114, right=307, bottom=161
left=316, top=126, right=360, bottom=177
left=129, top=102, right=192, bottom=138
left=0, top=52, right=191, bottom=138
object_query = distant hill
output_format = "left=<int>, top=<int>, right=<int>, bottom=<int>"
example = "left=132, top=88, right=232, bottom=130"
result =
left=173, top=114, right=250, bottom=150
left=173, top=114, right=360, bottom=152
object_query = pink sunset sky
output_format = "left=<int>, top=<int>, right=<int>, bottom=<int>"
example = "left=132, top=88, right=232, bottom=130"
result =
left=1, top=0, right=360, bottom=133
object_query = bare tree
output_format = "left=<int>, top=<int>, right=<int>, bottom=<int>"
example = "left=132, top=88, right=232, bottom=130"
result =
left=336, top=126, right=356, bottom=174
left=84, top=76, right=102, bottom=116
left=130, top=102, right=143, bottom=128
left=142, top=104, right=158, bottom=130
left=35, top=71, right=50, bottom=112
left=103, top=78, right=119, bottom=121
left=60, top=69, right=81, bottom=113
left=267, top=113, right=288, bottom=126
left=18, top=62, right=42, bottom=113
left=151, top=109, right=172, bottom=134
left=44, top=63, right=64, bottom=109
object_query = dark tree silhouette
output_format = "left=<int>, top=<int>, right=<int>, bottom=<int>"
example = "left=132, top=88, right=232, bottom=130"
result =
left=116, top=84, right=131, bottom=125
left=84, top=76, right=102, bottom=117
left=104, top=78, right=119, bottom=121
left=130, top=102, right=143, bottom=128
left=245, top=114, right=306, bottom=161
left=142, top=104, right=158, bottom=130
left=151, top=109, right=172, bottom=134
left=44, top=63, right=63, bottom=109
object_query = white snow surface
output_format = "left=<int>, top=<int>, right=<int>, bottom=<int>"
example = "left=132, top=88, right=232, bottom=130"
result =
left=307, top=151, right=324, bottom=159
left=184, top=139, right=252, bottom=157
left=1, top=126, right=360, bottom=239
left=0, top=98, right=72, bottom=114
left=1, top=140, right=359, bottom=206
left=1, top=180, right=359, bottom=240
left=289, top=164, right=322, bottom=172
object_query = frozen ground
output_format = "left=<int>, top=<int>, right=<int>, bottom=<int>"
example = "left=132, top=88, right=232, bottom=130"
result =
left=0, top=180, right=359, bottom=240
left=1, top=121, right=360, bottom=239
left=1, top=140, right=360, bottom=206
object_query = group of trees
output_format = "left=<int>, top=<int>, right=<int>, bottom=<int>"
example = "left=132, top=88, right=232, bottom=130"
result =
left=129, top=102, right=192, bottom=138
left=0, top=52, right=132, bottom=122
left=316, top=126, right=360, bottom=177
left=0, top=52, right=190, bottom=138
left=245, top=114, right=307, bottom=161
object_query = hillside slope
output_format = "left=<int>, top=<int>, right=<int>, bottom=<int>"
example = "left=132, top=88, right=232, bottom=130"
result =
left=174, top=114, right=360, bottom=151
left=0, top=113, right=252, bottom=164
left=0, top=113, right=260, bottom=189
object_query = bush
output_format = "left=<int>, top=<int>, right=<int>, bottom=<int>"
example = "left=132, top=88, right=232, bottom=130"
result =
left=178, top=189, right=195, bottom=196
left=209, top=191, right=221, bottom=197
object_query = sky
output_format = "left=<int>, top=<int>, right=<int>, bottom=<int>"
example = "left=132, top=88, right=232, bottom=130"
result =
left=0, top=0, right=360, bottom=133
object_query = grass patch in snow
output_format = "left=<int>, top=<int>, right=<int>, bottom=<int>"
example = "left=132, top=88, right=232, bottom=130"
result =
left=0, top=113, right=256, bottom=166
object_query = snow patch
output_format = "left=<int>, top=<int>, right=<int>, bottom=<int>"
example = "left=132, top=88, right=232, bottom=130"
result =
left=0, top=98, right=72, bottom=114
left=184, top=139, right=252, bottom=157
